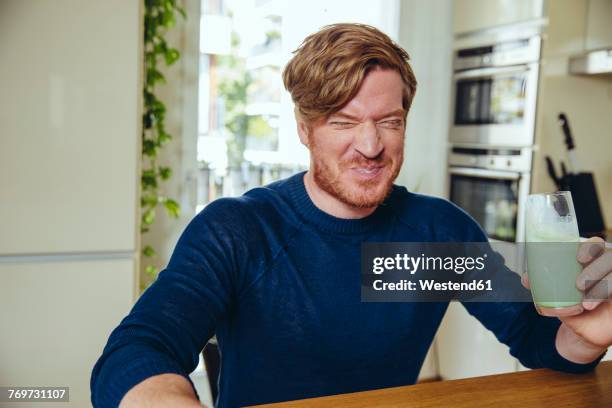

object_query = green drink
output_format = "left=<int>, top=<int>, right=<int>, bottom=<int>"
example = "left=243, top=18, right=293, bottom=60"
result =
left=525, top=192, right=584, bottom=317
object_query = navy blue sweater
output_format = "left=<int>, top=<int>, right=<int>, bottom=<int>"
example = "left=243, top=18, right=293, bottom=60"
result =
left=91, top=172, right=601, bottom=407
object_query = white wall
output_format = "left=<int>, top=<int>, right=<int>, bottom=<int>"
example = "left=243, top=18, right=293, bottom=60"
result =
left=397, top=0, right=453, bottom=197
left=396, top=0, right=455, bottom=380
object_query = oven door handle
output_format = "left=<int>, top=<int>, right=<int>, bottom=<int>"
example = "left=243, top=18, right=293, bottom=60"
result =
left=449, top=167, right=521, bottom=180
left=453, top=64, right=532, bottom=80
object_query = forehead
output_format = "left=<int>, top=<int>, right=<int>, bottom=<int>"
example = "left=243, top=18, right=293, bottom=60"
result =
left=335, top=67, right=405, bottom=119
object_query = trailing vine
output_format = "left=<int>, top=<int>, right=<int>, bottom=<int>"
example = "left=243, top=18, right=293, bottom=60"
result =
left=141, top=0, right=186, bottom=280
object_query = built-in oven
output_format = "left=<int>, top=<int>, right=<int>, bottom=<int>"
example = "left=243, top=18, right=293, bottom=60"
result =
left=450, top=32, right=541, bottom=147
left=448, top=146, right=532, bottom=242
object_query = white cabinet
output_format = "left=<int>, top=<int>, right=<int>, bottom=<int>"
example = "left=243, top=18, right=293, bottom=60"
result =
left=586, top=0, right=612, bottom=50
left=417, top=345, right=439, bottom=380
left=0, top=258, right=136, bottom=408
left=0, top=1, right=141, bottom=407
left=437, top=302, right=517, bottom=379
left=453, top=0, right=544, bottom=34
left=0, top=0, right=140, bottom=255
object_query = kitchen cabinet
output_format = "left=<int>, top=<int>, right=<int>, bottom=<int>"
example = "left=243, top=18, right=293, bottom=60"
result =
left=437, top=302, right=517, bottom=379
left=0, top=2, right=141, bottom=407
left=585, top=0, right=612, bottom=50
left=453, top=0, right=544, bottom=35
left=0, top=258, right=136, bottom=408
left=446, top=0, right=612, bottom=381
left=417, top=346, right=438, bottom=380
left=0, top=0, right=140, bottom=255
left=532, top=0, right=612, bottom=229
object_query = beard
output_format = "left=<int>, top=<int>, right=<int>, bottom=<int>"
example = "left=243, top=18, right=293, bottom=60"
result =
left=310, top=145, right=403, bottom=209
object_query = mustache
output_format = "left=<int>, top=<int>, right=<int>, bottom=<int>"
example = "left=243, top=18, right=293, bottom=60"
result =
left=342, top=155, right=391, bottom=168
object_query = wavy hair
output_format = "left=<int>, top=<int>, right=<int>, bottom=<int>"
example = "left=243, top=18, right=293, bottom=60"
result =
left=282, top=23, right=417, bottom=124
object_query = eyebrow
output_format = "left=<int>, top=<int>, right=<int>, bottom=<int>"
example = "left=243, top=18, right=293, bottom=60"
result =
left=329, top=109, right=406, bottom=121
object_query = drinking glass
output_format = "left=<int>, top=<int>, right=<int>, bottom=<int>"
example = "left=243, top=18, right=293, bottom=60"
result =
left=525, top=191, right=583, bottom=317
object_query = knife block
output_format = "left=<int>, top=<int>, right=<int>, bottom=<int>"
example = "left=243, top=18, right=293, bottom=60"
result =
left=559, top=172, right=607, bottom=239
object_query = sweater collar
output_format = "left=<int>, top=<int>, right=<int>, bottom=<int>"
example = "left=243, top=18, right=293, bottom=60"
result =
left=284, top=171, right=398, bottom=234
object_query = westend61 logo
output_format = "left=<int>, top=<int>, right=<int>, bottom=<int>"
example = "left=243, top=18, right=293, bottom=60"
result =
left=371, top=253, right=487, bottom=275
left=361, top=242, right=533, bottom=303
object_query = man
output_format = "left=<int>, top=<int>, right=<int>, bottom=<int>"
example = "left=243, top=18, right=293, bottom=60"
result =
left=91, top=24, right=611, bottom=407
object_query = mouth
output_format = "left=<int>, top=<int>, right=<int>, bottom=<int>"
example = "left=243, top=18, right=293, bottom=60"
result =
left=350, top=165, right=385, bottom=180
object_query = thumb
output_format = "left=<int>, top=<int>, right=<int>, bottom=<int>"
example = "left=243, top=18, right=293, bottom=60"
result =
left=521, top=272, right=530, bottom=290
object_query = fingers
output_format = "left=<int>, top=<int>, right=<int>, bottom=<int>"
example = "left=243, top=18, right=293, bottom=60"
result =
left=577, top=250, right=612, bottom=291
left=581, top=270, right=611, bottom=310
left=521, top=272, right=530, bottom=289
left=582, top=300, right=601, bottom=311
left=576, top=238, right=610, bottom=310
left=577, top=237, right=605, bottom=265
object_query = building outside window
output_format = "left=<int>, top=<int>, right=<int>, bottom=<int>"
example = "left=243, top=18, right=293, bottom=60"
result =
left=196, top=0, right=399, bottom=211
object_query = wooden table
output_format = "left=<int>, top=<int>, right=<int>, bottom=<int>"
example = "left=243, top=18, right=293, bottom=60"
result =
left=252, top=361, right=612, bottom=407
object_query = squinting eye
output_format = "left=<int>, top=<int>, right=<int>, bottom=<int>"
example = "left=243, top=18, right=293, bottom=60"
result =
left=330, top=121, right=355, bottom=128
left=379, top=120, right=403, bottom=128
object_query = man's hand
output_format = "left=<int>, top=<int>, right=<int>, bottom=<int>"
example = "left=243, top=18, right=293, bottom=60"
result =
left=119, top=373, right=205, bottom=408
left=522, top=237, right=611, bottom=363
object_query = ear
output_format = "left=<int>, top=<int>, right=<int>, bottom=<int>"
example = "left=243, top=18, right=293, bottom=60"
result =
left=297, top=120, right=310, bottom=147
left=295, top=109, right=310, bottom=148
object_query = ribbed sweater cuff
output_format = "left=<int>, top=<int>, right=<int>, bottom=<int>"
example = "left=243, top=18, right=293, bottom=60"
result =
left=536, top=316, right=607, bottom=373
left=92, top=351, right=199, bottom=407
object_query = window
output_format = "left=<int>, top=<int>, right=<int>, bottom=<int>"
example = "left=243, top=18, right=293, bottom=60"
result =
left=197, top=0, right=399, bottom=210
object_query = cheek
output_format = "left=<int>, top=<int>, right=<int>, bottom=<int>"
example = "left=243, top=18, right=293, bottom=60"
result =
left=384, top=136, right=405, bottom=158
left=315, top=135, right=354, bottom=161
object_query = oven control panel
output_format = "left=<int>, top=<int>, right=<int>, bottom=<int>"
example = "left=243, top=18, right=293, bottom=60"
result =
left=448, top=146, right=532, bottom=172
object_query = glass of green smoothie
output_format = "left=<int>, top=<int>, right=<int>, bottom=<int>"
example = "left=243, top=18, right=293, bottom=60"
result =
left=525, top=191, right=584, bottom=317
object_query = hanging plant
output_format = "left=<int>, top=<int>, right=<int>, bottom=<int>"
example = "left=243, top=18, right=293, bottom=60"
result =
left=141, top=0, right=186, bottom=280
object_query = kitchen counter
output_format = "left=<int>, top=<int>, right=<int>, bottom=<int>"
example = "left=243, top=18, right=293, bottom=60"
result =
left=251, top=361, right=612, bottom=407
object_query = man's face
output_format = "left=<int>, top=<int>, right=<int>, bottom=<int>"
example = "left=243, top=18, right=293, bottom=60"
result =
left=300, top=67, right=406, bottom=209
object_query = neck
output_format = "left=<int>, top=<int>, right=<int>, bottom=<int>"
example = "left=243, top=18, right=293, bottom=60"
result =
left=303, top=171, right=377, bottom=219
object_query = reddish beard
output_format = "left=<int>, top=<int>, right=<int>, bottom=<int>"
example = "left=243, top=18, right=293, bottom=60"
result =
left=311, top=149, right=403, bottom=209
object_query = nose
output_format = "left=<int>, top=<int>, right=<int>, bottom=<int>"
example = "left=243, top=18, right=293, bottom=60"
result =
left=354, top=121, right=383, bottom=159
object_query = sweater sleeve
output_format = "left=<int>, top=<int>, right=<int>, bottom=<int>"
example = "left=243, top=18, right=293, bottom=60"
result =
left=458, top=214, right=606, bottom=373
left=90, top=199, right=248, bottom=407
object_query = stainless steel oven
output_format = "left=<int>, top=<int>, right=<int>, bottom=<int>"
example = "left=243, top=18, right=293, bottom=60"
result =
left=450, top=32, right=541, bottom=147
left=448, top=146, right=532, bottom=242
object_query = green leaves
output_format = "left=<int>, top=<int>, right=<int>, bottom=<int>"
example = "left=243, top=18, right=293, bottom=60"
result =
left=154, top=38, right=169, bottom=55
left=143, top=245, right=156, bottom=257
left=160, top=9, right=176, bottom=28
left=141, top=194, right=158, bottom=207
left=175, top=6, right=187, bottom=20
left=159, top=166, right=172, bottom=180
left=142, top=138, right=157, bottom=157
left=163, top=198, right=180, bottom=218
left=147, top=68, right=166, bottom=86
left=141, top=0, right=185, bottom=285
left=145, top=265, right=158, bottom=277
left=157, top=130, right=172, bottom=144
left=141, top=169, right=158, bottom=190
left=142, top=208, right=156, bottom=225
left=165, top=48, right=180, bottom=66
